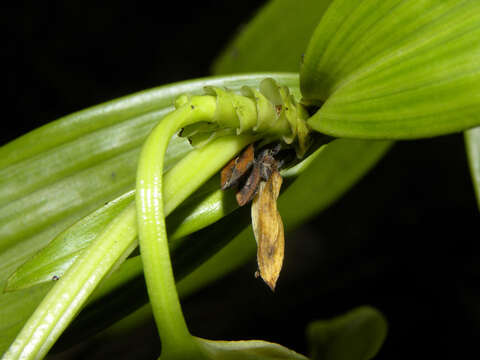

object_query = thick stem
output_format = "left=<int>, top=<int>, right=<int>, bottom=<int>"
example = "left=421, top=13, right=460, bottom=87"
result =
left=136, top=96, right=254, bottom=358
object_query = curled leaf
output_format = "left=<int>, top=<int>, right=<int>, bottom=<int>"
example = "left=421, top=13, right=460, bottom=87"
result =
left=251, top=170, right=284, bottom=291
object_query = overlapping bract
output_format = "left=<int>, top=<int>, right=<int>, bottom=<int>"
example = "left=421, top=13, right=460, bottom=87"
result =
left=180, top=78, right=311, bottom=157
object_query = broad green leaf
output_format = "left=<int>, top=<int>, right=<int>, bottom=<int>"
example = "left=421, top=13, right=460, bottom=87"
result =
left=0, top=73, right=300, bottom=356
left=307, top=306, right=388, bottom=360
left=301, top=0, right=480, bottom=139
left=213, top=0, right=333, bottom=74
left=465, top=127, right=480, bottom=211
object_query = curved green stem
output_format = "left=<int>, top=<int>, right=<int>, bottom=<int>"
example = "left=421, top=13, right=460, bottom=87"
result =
left=136, top=95, right=255, bottom=358
left=3, top=129, right=254, bottom=360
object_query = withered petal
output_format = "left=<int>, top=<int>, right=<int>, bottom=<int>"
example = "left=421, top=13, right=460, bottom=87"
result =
left=251, top=171, right=284, bottom=291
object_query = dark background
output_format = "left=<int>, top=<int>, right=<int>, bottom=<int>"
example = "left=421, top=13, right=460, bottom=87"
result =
left=4, top=1, right=480, bottom=359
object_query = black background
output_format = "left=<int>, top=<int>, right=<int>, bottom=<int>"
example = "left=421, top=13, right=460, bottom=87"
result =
left=3, top=2, right=480, bottom=359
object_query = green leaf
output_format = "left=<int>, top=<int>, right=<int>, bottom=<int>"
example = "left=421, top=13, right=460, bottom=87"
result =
left=5, top=191, right=134, bottom=292
left=465, top=127, right=480, bottom=211
left=0, top=284, right=52, bottom=354
left=307, top=306, right=388, bottom=360
left=195, top=337, right=308, bottom=360
left=213, top=0, right=333, bottom=74
left=301, top=0, right=480, bottom=139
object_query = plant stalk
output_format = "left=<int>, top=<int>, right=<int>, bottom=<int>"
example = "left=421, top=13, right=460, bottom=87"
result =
left=136, top=95, right=256, bottom=358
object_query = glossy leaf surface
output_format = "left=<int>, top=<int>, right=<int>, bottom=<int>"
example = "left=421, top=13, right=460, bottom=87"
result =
left=302, top=0, right=480, bottom=139
left=307, top=306, right=388, bottom=360
left=5, top=191, right=134, bottom=292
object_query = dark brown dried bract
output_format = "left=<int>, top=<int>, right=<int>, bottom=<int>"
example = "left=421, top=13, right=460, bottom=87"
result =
left=236, top=164, right=261, bottom=206
left=220, top=144, right=255, bottom=190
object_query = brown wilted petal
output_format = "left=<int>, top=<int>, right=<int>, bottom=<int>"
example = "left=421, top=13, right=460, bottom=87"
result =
left=251, top=170, right=284, bottom=291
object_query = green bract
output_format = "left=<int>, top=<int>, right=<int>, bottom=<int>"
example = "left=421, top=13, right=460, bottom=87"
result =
left=181, top=78, right=311, bottom=157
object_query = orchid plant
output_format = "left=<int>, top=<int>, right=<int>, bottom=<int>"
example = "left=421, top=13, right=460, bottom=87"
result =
left=1, top=0, right=480, bottom=359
